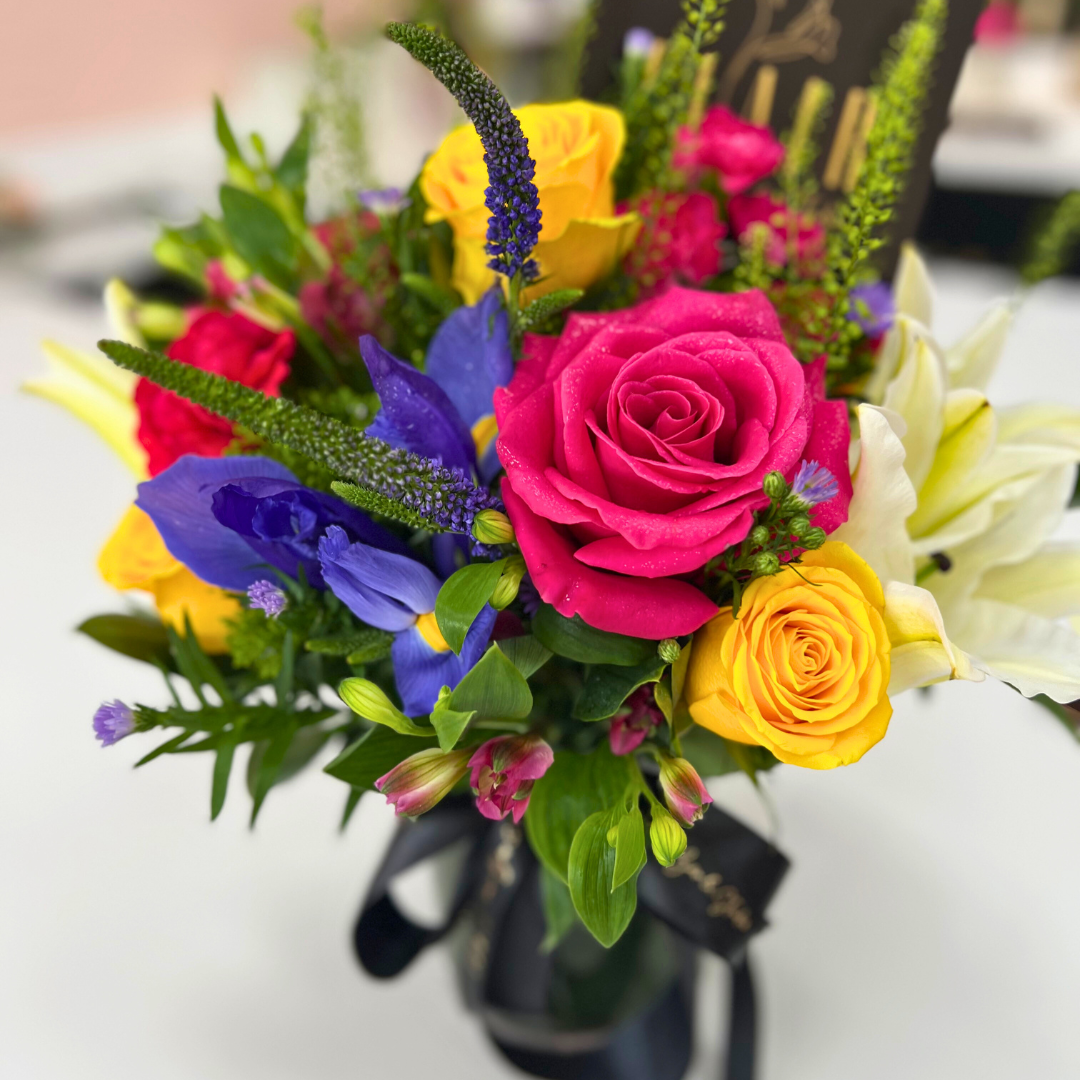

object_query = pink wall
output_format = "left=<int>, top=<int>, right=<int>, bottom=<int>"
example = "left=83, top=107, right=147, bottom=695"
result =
left=0, top=0, right=404, bottom=137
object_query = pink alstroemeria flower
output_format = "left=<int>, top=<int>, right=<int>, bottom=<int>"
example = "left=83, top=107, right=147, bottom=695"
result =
left=658, top=755, right=712, bottom=826
left=609, top=686, right=665, bottom=755
left=468, top=734, right=554, bottom=823
left=376, top=747, right=471, bottom=818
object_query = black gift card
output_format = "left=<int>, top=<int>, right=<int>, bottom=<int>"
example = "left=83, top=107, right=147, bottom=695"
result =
left=583, top=0, right=984, bottom=275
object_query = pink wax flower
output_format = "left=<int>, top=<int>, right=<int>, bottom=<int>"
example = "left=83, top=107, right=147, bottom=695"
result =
left=621, top=191, right=727, bottom=296
left=658, top=755, right=712, bottom=826
left=728, top=193, right=825, bottom=268
left=468, top=734, right=554, bottom=824
left=674, top=106, right=784, bottom=194
left=376, top=747, right=471, bottom=818
left=495, top=287, right=852, bottom=638
left=609, top=686, right=665, bottom=755
left=974, top=1, right=1021, bottom=45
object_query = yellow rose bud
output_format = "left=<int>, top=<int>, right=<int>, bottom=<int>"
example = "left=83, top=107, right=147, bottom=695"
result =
left=421, top=101, right=641, bottom=304
left=685, top=541, right=892, bottom=770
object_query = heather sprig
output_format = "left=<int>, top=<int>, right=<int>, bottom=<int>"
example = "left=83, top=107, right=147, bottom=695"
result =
left=98, top=339, right=501, bottom=535
left=385, top=22, right=540, bottom=286
left=1022, top=190, right=1080, bottom=286
left=817, top=0, right=946, bottom=381
left=614, top=0, right=732, bottom=202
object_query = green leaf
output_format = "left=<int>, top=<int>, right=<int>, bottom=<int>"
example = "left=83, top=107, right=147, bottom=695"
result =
left=568, top=810, right=638, bottom=948
left=274, top=629, right=295, bottom=707
left=249, top=724, right=296, bottom=824
left=436, top=559, right=506, bottom=654
left=532, top=605, right=656, bottom=666
left=448, top=644, right=532, bottom=720
left=611, top=804, right=646, bottom=891
left=305, top=628, right=394, bottom=661
left=1031, top=693, right=1080, bottom=742
left=340, top=787, right=364, bottom=830
left=324, top=725, right=422, bottom=790
left=220, top=184, right=298, bottom=288
left=167, top=619, right=233, bottom=705
left=135, top=730, right=193, bottom=767
left=573, top=656, right=669, bottom=722
left=679, top=725, right=743, bottom=778
left=214, top=96, right=243, bottom=161
left=540, top=865, right=577, bottom=952
left=515, top=288, right=584, bottom=342
left=246, top=724, right=333, bottom=796
left=430, top=690, right=475, bottom=752
left=524, top=747, right=632, bottom=883
left=400, top=272, right=459, bottom=318
left=497, top=635, right=553, bottom=679
left=77, top=613, right=171, bottom=666
left=338, top=678, right=434, bottom=736
left=210, top=743, right=235, bottom=821
left=276, top=113, right=312, bottom=194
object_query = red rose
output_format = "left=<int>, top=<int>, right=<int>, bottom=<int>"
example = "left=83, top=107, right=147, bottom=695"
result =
left=135, top=310, right=293, bottom=476
left=674, top=106, right=784, bottom=195
left=728, top=193, right=825, bottom=267
left=495, top=288, right=851, bottom=638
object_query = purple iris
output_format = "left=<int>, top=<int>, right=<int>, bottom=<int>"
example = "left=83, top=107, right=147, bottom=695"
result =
left=94, top=700, right=135, bottom=746
left=319, top=525, right=496, bottom=715
left=848, top=282, right=895, bottom=338
left=361, top=288, right=512, bottom=483
left=135, top=455, right=410, bottom=592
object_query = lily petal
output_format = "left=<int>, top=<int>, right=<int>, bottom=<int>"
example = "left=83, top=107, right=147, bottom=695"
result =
left=946, top=300, right=1013, bottom=390
left=893, top=242, right=934, bottom=326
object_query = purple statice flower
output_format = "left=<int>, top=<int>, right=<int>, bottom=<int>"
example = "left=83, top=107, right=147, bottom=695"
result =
left=624, top=27, right=656, bottom=59
left=848, top=281, right=895, bottom=338
left=791, top=460, right=839, bottom=508
left=248, top=579, right=287, bottom=618
left=358, top=187, right=411, bottom=215
left=93, top=700, right=135, bottom=747
left=386, top=23, right=541, bottom=283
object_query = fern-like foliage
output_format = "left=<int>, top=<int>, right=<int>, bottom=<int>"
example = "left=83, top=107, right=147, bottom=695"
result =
left=614, top=0, right=732, bottom=202
left=819, top=0, right=947, bottom=379
left=1022, top=190, right=1080, bottom=286
left=99, top=339, right=500, bottom=533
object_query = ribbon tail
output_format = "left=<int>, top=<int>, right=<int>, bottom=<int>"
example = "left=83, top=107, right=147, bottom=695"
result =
left=725, top=952, right=756, bottom=1080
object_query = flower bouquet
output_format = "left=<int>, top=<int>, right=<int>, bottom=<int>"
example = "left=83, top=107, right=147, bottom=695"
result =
left=31, top=1, right=1080, bottom=1077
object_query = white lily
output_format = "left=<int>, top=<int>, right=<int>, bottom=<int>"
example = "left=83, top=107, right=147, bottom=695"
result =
left=859, top=245, right=1080, bottom=703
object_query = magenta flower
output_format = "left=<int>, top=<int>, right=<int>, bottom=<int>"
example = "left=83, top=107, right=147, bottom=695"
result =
left=468, top=734, right=554, bottom=824
left=658, top=755, right=712, bottom=826
left=375, top=747, right=471, bottom=818
left=93, top=700, right=135, bottom=747
left=609, top=686, right=665, bottom=756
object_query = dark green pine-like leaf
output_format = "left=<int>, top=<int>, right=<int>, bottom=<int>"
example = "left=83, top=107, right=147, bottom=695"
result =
left=249, top=724, right=297, bottom=825
left=305, top=628, right=394, bottom=662
left=340, top=787, right=364, bottom=830
left=210, top=743, right=236, bottom=821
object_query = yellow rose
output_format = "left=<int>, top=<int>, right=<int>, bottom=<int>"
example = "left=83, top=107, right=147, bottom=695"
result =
left=420, top=100, right=641, bottom=304
left=98, top=505, right=240, bottom=654
left=685, top=542, right=892, bottom=770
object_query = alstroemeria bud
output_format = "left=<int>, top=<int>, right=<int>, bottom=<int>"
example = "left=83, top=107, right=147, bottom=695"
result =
left=491, top=555, right=527, bottom=610
left=472, top=509, right=516, bottom=546
left=658, top=754, right=712, bottom=826
left=469, top=734, right=554, bottom=824
left=649, top=805, right=688, bottom=867
left=375, top=747, right=470, bottom=818
left=93, top=700, right=135, bottom=747
left=609, top=686, right=664, bottom=755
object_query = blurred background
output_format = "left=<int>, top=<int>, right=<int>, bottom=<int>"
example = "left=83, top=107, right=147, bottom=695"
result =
left=3, top=2, right=1080, bottom=1078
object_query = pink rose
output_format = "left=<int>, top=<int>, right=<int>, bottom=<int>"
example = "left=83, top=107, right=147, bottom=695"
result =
left=674, top=106, right=784, bottom=195
left=728, top=193, right=825, bottom=267
left=495, top=288, right=851, bottom=638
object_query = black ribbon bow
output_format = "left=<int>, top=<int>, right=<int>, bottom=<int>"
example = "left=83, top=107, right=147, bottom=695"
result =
left=354, top=797, right=788, bottom=1080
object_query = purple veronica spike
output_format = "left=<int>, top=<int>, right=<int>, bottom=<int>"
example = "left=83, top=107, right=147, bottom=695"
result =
left=792, top=460, right=840, bottom=508
left=93, top=700, right=135, bottom=746
left=386, top=23, right=541, bottom=283
left=248, top=579, right=287, bottom=617
left=848, top=282, right=895, bottom=337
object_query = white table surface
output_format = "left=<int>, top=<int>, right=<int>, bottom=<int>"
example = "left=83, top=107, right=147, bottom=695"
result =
left=3, top=248, right=1080, bottom=1080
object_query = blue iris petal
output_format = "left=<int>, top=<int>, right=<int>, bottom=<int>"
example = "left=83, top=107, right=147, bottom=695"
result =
left=391, top=603, right=498, bottom=716
left=136, top=455, right=300, bottom=591
left=424, top=288, right=512, bottom=429
left=360, top=335, right=476, bottom=474
left=318, top=525, right=441, bottom=632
